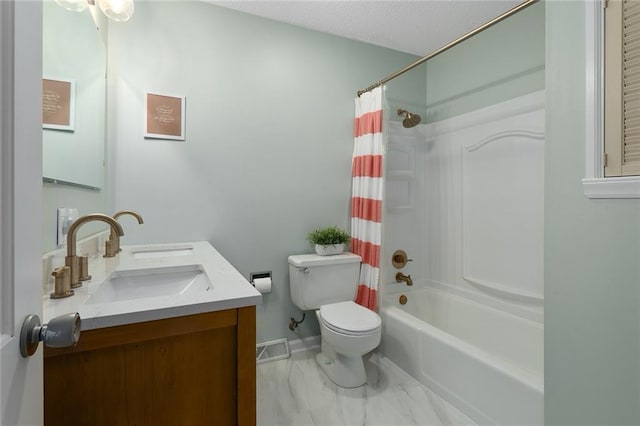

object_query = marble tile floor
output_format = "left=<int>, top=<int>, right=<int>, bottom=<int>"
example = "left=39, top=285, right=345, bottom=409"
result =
left=257, top=348, right=476, bottom=426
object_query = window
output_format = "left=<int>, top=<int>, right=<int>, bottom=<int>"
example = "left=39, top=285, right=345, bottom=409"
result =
left=583, top=0, right=640, bottom=198
left=604, top=0, right=640, bottom=177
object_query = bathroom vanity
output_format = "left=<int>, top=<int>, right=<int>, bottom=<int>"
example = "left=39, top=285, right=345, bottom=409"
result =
left=42, top=241, right=261, bottom=426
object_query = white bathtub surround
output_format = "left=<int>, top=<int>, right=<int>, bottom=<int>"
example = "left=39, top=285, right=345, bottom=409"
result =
left=257, top=348, right=476, bottom=426
left=381, top=290, right=543, bottom=426
left=381, top=92, right=545, bottom=424
left=383, top=91, right=545, bottom=320
left=422, top=90, right=545, bottom=311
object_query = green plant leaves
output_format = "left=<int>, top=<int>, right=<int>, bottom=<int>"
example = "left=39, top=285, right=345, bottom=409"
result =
left=307, top=226, right=350, bottom=246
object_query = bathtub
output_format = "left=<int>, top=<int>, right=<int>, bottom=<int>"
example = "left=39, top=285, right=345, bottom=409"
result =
left=380, top=288, right=543, bottom=426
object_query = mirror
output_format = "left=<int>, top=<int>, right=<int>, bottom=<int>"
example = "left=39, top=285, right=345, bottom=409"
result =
left=42, top=2, right=108, bottom=253
left=42, top=1, right=106, bottom=189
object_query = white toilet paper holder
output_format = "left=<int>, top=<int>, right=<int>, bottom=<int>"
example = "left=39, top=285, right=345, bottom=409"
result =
left=250, top=271, right=272, bottom=285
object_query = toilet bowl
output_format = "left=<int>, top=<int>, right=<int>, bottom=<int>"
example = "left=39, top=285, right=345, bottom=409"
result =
left=288, top=253, right=382, bottom=388
left=315, top=301, right=381, bottom=388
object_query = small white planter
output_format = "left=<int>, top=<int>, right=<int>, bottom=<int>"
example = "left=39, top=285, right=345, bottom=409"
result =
left=314, top=243, right=345, bottom=256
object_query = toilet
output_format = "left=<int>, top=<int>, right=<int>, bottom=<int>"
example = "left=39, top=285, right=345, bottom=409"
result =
left=288, top=253, right=382, bottom=388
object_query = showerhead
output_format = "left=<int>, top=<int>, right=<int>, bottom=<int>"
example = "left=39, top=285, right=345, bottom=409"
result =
left=397, top=108, right=422, bottom=128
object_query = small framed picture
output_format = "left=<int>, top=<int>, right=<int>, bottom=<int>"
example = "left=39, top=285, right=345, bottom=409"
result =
left=144, top=93, right=186, bottom=140
left=42, top=77, right=75, bottom=131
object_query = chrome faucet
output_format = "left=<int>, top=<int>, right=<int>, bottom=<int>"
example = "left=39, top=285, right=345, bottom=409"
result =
left=65, top=214, right=124, bottom=289
left=104, top=210, right=144, bottom=257
left=395, top=272, right=413, bottom=286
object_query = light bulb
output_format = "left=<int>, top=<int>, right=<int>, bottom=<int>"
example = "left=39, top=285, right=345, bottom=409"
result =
left=98, top=0, right=134, bottom=22
left=54, top=0, right=88, bottom=12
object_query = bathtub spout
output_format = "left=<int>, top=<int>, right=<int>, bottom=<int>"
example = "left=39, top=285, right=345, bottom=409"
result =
left=395, top=272, right=413, bottom=286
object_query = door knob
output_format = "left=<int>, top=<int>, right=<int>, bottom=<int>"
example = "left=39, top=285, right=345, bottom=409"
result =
left=19, top=312, right=81, bottom=358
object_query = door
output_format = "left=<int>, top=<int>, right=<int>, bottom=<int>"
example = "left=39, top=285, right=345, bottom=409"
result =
left=1, top=1, right=44, bottom=425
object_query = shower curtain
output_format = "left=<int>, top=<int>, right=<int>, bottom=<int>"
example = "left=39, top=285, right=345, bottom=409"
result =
left=351, top=86, right=383, bottom=311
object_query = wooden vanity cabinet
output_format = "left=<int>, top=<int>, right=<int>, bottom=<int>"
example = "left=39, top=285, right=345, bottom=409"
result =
left=44, top=306, right=256, bottom=426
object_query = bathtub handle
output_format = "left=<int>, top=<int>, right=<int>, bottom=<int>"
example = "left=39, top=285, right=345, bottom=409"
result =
left=392, top=250, right=413, bottom=269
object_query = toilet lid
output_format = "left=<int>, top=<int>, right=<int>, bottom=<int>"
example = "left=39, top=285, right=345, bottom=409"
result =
left=319, top=301, right=381, bottom=334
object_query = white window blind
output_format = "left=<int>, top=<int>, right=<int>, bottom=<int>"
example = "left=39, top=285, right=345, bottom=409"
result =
left=605, top=0, right=640, bottom=176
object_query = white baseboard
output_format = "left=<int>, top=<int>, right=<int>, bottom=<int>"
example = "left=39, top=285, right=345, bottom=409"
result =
left=287, top=335, right=321, bottom=354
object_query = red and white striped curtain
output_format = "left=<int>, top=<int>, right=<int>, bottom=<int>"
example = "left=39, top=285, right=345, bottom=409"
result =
left=351, top=87, right=383, bottom=312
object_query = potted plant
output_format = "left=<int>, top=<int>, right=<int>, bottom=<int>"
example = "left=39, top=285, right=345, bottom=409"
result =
left=307, top=226, right=350, bottom=256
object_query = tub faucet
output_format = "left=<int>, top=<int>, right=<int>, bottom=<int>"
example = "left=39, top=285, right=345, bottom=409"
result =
left=65, top=214, right=124, bottom=289
left=395, top=272, right=413, bottom=286
left=104, top=210, right=144, bottom=257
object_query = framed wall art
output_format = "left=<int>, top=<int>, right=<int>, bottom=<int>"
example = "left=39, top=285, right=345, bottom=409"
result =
left=144, top=93, right=186, bottom=140
left=42, top=77, right=75, bottom=131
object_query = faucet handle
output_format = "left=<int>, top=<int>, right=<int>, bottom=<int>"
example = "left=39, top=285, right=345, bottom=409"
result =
left=392, top=250, right=413, bottom=269
left=50, top=266, right=73, bottom=299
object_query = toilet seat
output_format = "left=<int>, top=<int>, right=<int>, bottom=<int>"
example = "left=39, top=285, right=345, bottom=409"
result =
left=319, top=301, right=381, bottom=336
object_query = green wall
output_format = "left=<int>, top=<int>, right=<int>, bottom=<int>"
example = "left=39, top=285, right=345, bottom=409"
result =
left=423, top=1, right=544, bottom=122
left=545, top=2, right=640, bottom=424
left=107, top=1, right=422, bottom=343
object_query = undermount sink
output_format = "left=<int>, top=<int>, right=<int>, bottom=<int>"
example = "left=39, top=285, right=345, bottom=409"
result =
left=86, top=264, right=212, bottom=305
left=131, top=246, right=194, bottom=259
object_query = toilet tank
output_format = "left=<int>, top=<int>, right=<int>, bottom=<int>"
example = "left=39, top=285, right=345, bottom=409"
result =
left=288, top=253, right=362, bottom=311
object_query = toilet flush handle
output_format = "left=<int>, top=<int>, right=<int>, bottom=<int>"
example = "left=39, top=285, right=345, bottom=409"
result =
left=302, top=267, right=310, bottom=274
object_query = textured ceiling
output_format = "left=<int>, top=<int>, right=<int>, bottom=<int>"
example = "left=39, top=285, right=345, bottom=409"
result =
left=209, top=1, right=523, bottom=57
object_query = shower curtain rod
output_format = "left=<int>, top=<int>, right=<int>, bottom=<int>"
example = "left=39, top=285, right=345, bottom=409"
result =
left=356, top=0, right=539, bottom=97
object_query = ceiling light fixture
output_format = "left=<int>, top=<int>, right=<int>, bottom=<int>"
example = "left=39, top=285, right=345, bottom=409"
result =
left=98, top=0, right=134, bottom=22
left=54, top=0, right=88, bottom=13
left=55, top=0, right=134, bottom=22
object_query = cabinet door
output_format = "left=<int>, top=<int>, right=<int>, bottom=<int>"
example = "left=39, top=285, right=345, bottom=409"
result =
left=45, top=309, right=255, bottom=426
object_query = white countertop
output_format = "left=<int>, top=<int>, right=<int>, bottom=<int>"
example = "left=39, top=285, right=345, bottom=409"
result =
left=43, top=241, right=262, bottom=330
